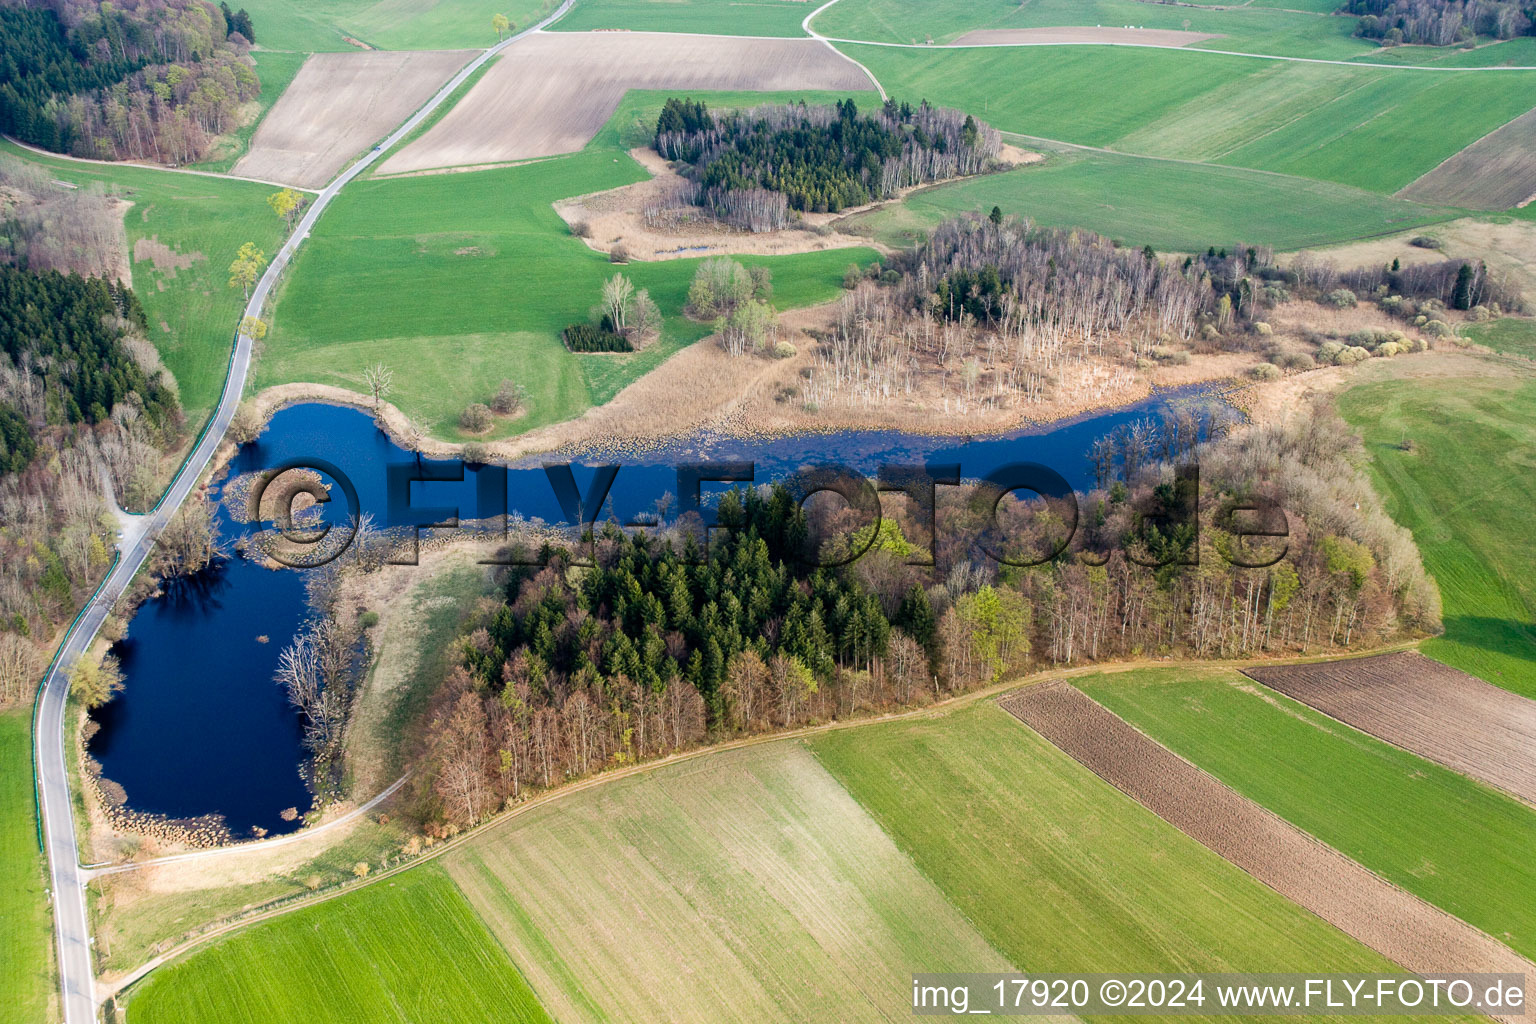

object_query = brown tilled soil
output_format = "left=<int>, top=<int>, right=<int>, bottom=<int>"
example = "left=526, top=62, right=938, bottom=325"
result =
left=233, top=50, right=477, bottom=188
left=1398, top=106, right=1536, bottom=211
left=378, top=32, right=876, bottom=175
left=1245, top=652, right=1536, bottom=805
left=951, top=27, right=1222, bottom=47
left=1003, top=682, right=1536, bottom=1022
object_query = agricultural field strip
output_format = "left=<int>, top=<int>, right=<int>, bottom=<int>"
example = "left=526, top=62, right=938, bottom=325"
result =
left=1397, top=105, right=1536, bottom=210
left=1002, top=681, right=1536, bottom=1021
left=378, top=32, right=876, bottom=174
left=232, top=50, right=480, bottom=189
left=1244, top=653, right=1536, bottom=806
left=815, top=35, right=1536, bottom=69
left=442, top=743, right=1031, bottom=1024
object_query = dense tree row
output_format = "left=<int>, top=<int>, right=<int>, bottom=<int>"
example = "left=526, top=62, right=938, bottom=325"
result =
left=562, top=322, right=633, bottom=352
left=0, top=0, right=260, bottom=162
left=1342, top=0, right=1534, bottom=43
left=655, top=97, right=1001, bottom=227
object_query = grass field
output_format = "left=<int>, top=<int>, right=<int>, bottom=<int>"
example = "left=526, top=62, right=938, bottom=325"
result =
left=808, top=702, right=1416, bottom=987
left=0, top=140, right=289, bottom=428
left=0, top=709, right=52, bottom=1024
left=1463, top=317, right=1536, bottom=356
left=1080, top=667, right=1536, bottom=960
left=125, top=867, right=552, bottom=1024
left=1338, top=369, right=1536, bottom=696
left=842, top=151, right=1458, bottom=252
left=813, top=0, right=1378, bottom=57
left=191, top=50, right=310, bottom=174
left=550, top=0, right=812, bottom=35
left=261, top=135, right=872, bottom=439
left=443, top=742, right=1010, bottom=1022
left=237, top=0, right=555, bottom=51
left=839, top=44, right=1536, bottom=194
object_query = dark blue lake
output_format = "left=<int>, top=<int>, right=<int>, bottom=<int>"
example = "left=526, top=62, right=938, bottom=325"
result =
left=91, top=391, right=1213, bottom=837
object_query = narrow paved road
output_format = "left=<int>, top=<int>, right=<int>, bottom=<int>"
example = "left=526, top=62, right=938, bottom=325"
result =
left=33, top=7, right=572, bottom=1021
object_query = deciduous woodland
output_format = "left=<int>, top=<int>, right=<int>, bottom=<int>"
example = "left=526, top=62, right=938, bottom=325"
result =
left=1342, top=0, right=1536, bottom=44
left=654, top=97, right=1001, bottom=229
left=0, top=0, right=261, bottom=163
left=405, top=395, right=1438, bottom=828
left=796, top=213, right=1516, bottom=415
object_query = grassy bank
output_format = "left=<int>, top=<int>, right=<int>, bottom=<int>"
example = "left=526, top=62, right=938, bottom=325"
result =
left=842, top=151, right=1459, bottom=252
left=1338, top=368, right=1536, bottom=695
left=0, top=709, right=53, bottom=1024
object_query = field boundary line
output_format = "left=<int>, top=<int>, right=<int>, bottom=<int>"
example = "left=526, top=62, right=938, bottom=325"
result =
left=821, top=36, right=1536, bottom=70
left=102, top=641, right=1424, bottom=1004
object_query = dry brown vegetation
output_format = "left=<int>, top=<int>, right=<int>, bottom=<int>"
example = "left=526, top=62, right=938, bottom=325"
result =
left=1004, top=681, right=1536, bottom=1022
left=232, top=50, right=477, bottom=188
left=950, top=27, right=1223, bottom=46
left=1398, top=105, right=1536, bottom=211
left=0, top=154, right=130, bottom=282
left=378, top=32, right=875, bottom=175
left=1245, top=652, right=1536, bottom=804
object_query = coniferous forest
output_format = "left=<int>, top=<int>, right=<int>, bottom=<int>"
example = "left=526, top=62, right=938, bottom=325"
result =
left=654, top=97, right=1001, bottom=229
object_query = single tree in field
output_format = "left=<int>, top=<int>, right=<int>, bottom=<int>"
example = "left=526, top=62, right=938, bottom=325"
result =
left=362, top=363, right=394, bottom=411
left=239, top=315, right=268, bottom=341
left=228, top=242, right=266, bottom=299
left=492, top=12, right=511, bottom=39
left=266, top=188, right=305, bottom=230
left=602, top=273, right=635, bottom=333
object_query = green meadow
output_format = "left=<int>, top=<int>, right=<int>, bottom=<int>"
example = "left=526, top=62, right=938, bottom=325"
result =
left=549, top=0, right=812, bottom=36
left=125, top=868, right=553, bottom=1024
left=813, top=0, right=1377, bottom=57
left=191, top=50, right=309, bottom=174
left=838, top=44, right=1536, bottom=193
left=262, top=108, right=874, bottom=440
left=1081, top=668, right=1536, bottom=959
left=1338, top=369, right=1536, bottom=696
left=1462, top=317, right=1536, bottom=357
left=841, top=151, right=1458, bottom=252
left=809, top=702, right=1418, bottom=991
left=0, top=140, right=289, bottom=428
left=0, top=710, right=52, bottom=1024
left=234, top=0, right=553, bottom=51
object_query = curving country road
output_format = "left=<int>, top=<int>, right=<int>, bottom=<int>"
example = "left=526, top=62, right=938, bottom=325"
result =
left=32, top=6, right=572, bottom=1021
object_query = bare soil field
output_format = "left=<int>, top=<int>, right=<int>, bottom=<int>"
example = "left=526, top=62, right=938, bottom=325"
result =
left=1245, top=652, right=1536, bottom=805
left=1398, top=106, right=1536, bottom=211
left=378, top=32, right=875, bottom=175
left=554, top=148, right=879, bottom=262
left=232, top=50, right=477, bottom=188
left=1003, top=682, right=1536, bottom=1021
left=950, top=27, right=1222, bottom=47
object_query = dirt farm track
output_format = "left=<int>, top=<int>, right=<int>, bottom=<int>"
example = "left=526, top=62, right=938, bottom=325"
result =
left=1004, top=682, right=1536, bottom=1023
left=1245, top=652, right=1536, bottom=805
left=233, top=50, right=477, bottom=188
left=377, top=31, right=876, bottom=175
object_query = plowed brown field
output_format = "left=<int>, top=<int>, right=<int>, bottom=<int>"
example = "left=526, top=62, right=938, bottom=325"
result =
left=377, top=32, right=876, bottom=175
left=1003, top=681, right=1536, bottom=1022
left=232, top=50, right=477, bottom=188
left=1398, top=105, right=1536, bottom=210
left=1244, top=652, right=1536, bottom=805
